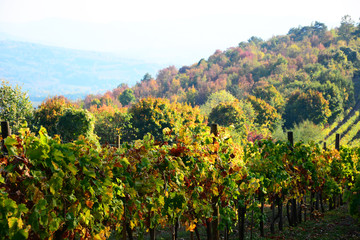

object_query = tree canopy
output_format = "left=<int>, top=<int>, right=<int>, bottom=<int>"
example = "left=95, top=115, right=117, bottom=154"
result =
left=0, top=80, right=33, bottom=133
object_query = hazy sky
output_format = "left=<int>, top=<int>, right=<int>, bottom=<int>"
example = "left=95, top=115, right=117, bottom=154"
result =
left=0, top=0, right=359, bottom=66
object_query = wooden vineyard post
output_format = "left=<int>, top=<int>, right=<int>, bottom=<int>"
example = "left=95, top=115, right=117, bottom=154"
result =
left=238, top=204, right=246, bottom=240
left=1, top=121, right=11, bottom=154
left=270, top=202, right=275, bottom=234
left=259, top=192, right=264, bottom=237
left=210, top=124, right=219, bottom=240
left=115, top=137, right=128, bottom=240
left=335, top=134, right=340, bottom=151
left=211, top=124, right=218, bottom=144
left=278, top=197, right=283, bottom=231
left=287, top=132, right=297, bottom=226
left=335, top=134, right=344, bottom=206
left=116, top=135, right=121, bottom=149
left=287, top=131, right=293, bottom=150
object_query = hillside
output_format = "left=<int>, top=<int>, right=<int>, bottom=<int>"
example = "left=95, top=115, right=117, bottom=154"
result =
left=0, top=39, right=162, bottom=104
left=82, top=18, right=360, bottom=144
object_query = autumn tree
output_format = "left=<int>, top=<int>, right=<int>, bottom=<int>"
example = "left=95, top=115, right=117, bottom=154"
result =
left=252, top=84, right=285, bottom=113
left=246, top=95, right=281, bottom=131
left=32, top=96, right=73, bottom=136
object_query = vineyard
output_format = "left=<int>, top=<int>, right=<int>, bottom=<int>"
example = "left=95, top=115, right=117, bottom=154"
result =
left=1, top=119, right=360, bottom=240
left=325, top=101, right=360, bottom=146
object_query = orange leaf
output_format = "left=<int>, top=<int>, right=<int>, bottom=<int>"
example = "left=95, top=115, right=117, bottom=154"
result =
left=86, top=200, right=94, bottom=209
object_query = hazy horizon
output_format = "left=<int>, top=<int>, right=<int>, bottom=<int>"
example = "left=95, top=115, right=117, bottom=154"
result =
left=1, top=0, right=359, bottom=66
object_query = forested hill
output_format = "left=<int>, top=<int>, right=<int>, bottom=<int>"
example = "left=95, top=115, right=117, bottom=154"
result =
left=85, top=17, right=360, bottom=134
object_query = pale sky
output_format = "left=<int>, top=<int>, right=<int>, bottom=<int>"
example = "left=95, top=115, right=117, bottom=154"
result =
left=0, top=0, right=359, bottom=65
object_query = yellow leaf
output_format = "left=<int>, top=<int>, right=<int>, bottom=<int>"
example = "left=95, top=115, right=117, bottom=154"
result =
left=130, top=220, right=135, bottom=229
left=8, top=217, right=23, bottom=229
left=212, top=186, right=219, bottom=196
left=240, top=182, right=246, bottom=191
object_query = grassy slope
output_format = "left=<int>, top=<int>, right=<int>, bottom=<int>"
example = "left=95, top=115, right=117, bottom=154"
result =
left=324, top=101, right=360, bottom=146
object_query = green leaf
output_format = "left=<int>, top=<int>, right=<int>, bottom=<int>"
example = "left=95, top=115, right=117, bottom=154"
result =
left=4, top=137, right=18, bottom=156
left=17, top=204, right=28, bottom=214
left=48, top=174, right=63, bottom=195
left=67, top=164, right=78, bottom=175
left=0, top=175, right=4, bottom=184
left=12, top=229, right=28, bottom=240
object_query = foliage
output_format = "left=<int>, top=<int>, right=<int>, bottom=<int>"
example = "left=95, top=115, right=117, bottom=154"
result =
left=200, top=90, right=237, bottom=115
left=94, top=110, right=135, bottom=145
left=0, top=80, right=33, bottom=133
left=1, top=128, right=118, bottom=239
left=208, top=101, right=247, bottom=134
left=307, top=81, right=344, bottom=124
left=0, top=119, right=359, bottom=239
left=289, top=120, right=324, bottom=144
left=56, top=108, right=96, bottom=143
left=252, top=84, right=285, bottom=113
left=32, top=96, right=73, bottom=136
left=81, top=18, right=360, bottom=145
left=246, top=95, right=281, bottom=131
left=118, top=89, right=136, bottom=107
left=126, top=97, right=203, bottom=142
left=348, top=174, right=360, bottom=220
left=284, top=89, right=331, bottom=129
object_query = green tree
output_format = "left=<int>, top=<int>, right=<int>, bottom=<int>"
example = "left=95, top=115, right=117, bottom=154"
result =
left=94, top=111, right=135, bottom=145
left=118, top=89, right=136, bottom=106
left=208, top=101, right=246, bottom=130
left=338, top=15, right=355, bottom=44
left=127, top=97, right=202, bottom=142
left=0, top=80, right=33, bottom=133
left=200, top=90, right=237, bottom=115
left=307, top=81, right=343, bottom=124
left=141, top=73, right=153, bottom=82
left=284, top=90, right=331, bottom=129
left=290, top=120, right=324, bottom=143
left=56, top=108, right=96, bottom=142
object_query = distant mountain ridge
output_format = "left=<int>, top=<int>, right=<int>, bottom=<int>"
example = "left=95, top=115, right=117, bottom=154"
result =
left=0, top=39, right=162, bottom=104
